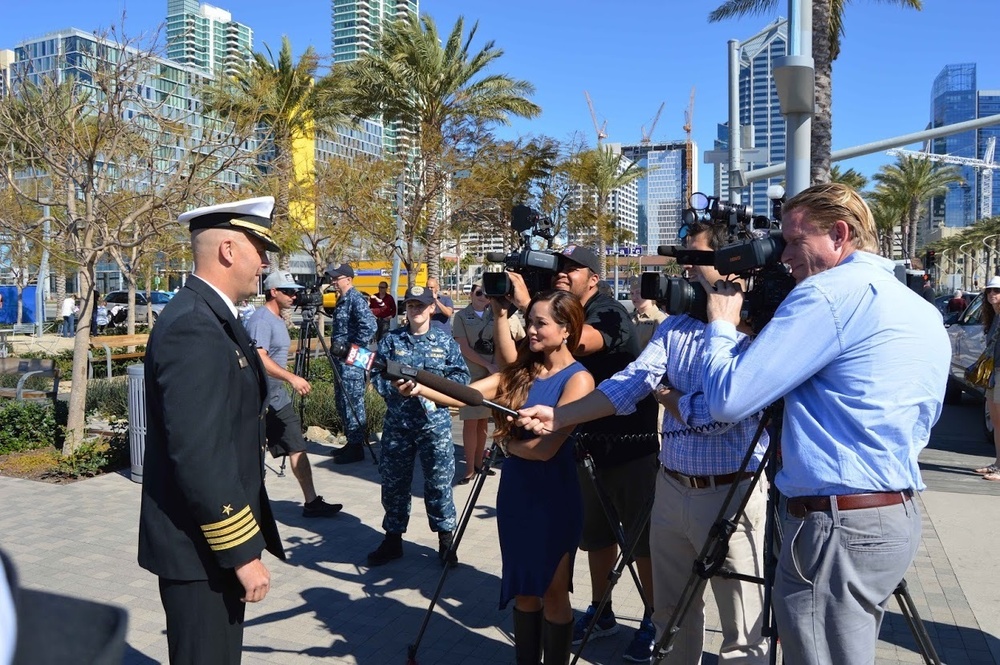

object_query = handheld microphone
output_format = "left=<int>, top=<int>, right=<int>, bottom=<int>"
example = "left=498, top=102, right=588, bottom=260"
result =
left=328, top=342, right=518, bottom=417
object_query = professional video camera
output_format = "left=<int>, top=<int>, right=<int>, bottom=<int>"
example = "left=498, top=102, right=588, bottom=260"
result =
left=482, top=204, right=560, bottom=297
left=290, top=265, right=339, bottom=315
left=640, top=190, right=795, bottom=332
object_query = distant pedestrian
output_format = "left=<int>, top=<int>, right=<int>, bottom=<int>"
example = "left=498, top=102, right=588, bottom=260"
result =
left=425, top=277, right=454, bottom=330
left=947, top=289, right=968, bottom=313
left=369, top=281, right=397, bottom=342
left=60, top=295, right=76, bottom=337
left=975, top=276, right=1000, bottom=482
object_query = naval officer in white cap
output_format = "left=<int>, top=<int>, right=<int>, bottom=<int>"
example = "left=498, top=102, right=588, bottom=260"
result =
left=138, top=196, right=286, bottom=665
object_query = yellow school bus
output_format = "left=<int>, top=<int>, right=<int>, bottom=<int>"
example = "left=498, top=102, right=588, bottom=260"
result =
left=351, top=261, right=428, bottom=299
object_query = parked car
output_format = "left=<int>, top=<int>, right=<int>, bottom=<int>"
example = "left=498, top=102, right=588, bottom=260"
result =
left=104, top=290, right=172, bottom=324
left=944, top=290, right=993, bottom=443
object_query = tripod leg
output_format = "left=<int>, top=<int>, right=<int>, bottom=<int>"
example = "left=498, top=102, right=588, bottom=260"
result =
left=893, top=579, right=941, bottom=665
left=406, top=443, right=501, bottom=663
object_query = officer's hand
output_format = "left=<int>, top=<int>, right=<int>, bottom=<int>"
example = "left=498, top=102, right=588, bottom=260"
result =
left=395, top=379, right=420, bottom=397
left=702, top=277, right=744, bottom=326
left=235, top=558, right=270, bottom=603
left=516, top=405, right=557, bottom=435
left=505, top=271, right=531, bottom=312
left=289, top=375, right=311, bottom=396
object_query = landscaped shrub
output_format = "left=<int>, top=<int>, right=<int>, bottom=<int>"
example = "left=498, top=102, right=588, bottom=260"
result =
left=86, top=376, right=129, bottom=419
left=53, top=422, right=129, bottom=479
left=0, top=400, right=57, bottom=454
left=298, top=382, right=385, bottom=437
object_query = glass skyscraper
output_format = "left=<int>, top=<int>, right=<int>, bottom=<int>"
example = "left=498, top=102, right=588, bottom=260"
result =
left=931, top=64, right=977, bottom=227
left=165, top=0, right=253, bottom=77
left=714, top=19, right=786, bottom=216
left=618, top=142, right=693, bottom=249
left=977, top=89, right=1000, bottom=219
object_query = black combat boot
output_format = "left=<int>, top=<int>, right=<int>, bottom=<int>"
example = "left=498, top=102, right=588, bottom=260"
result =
left=366, top=532, right=403, bottom=566
left=437, top=531, right=458, bottom=568
left=512, top=608, right=543, bottom=665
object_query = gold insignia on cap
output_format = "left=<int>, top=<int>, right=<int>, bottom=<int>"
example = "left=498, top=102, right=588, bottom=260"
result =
left=200, top=505, right=261, bottom=552
left=410, top=286, right=425, bottom=296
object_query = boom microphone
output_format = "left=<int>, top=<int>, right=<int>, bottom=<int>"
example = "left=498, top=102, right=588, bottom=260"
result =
left=656, top=246, right=716, bottom=266
left=328, top=342, right=518, bottom=416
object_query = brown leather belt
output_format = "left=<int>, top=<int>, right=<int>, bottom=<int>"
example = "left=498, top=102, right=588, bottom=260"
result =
left=786, top=490, right=913, bottom=518
left=661, top=466, right=754, bottom=490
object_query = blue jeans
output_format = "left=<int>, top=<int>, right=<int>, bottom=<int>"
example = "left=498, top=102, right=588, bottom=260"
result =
left=62, top=315, right=76, bottom=337
left=774, top=495, right=921, bottom=665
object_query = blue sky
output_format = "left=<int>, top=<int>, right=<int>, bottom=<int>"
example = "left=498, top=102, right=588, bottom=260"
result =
left=2, top=0, right=997, bottom=201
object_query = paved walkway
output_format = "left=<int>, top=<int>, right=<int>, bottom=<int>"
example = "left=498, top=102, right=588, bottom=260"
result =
left=1, top=395, right=998, bottom=664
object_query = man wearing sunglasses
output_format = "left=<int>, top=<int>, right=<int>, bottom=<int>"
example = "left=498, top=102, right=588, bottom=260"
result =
left=245, top=270, right=343, bottom=518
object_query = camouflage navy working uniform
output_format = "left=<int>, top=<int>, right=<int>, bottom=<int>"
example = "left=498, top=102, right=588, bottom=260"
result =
left=372, top=326, right=471, bottom=534
left=330, top=286, right=377, bottom=450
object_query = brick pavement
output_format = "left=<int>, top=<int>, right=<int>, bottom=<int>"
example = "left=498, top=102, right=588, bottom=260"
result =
left=1, top=403, right=998, bottom=664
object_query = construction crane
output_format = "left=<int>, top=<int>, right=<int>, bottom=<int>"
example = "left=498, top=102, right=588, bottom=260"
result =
left=584, top=90, right=608, bottom=145
left=640, top=102, right=665, bottom=145
left=886, top=135, right=997, bottom=219
left=682, top=87, right=695, bottom=201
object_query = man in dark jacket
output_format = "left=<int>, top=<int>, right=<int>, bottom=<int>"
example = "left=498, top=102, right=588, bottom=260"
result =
left=138, top=196, right=285, bottom=665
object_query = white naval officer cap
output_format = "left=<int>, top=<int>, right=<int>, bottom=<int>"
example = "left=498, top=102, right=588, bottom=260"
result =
left=179, top=196, right=280, bottom=252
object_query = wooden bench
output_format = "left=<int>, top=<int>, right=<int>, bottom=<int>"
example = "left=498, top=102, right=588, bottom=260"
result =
left=88, top=333, right=150, bottom=379
left=0, top=357, right=60, bottom=403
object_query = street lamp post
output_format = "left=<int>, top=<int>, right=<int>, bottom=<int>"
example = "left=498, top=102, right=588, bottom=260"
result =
left=960, top=241, right=975, bottom=291
left=984, top=234, right=999, bottom=279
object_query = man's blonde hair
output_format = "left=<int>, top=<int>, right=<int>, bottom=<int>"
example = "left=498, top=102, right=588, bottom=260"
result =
left=783, top=182, right=879, bottom=254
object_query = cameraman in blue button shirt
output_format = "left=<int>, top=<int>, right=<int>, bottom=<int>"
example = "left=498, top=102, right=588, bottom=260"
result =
left=700, top=183, right=950, bottom=665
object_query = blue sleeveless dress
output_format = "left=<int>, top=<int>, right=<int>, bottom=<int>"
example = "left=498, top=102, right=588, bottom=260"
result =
left=498, top=362, right=586, bottom=609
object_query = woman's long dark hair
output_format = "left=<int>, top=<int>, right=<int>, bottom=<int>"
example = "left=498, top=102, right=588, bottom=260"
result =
left=492, top=290, right=584, bottom=438
left=983, top=290, right=998, bottom=335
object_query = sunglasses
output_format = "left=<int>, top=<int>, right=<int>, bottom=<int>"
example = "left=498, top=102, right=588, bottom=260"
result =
left=277, top=288, right=298, bottom=296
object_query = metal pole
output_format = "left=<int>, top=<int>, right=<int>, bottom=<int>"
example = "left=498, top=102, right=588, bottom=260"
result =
left=727, top=39, right=742, bottom=204
left=746, top=113, right=1000, bottom=183
left=35, top=206, right=50, bottom=338
left=772, top=0, right=813, bottom=198
left=390, top=174, right=405, bottom=330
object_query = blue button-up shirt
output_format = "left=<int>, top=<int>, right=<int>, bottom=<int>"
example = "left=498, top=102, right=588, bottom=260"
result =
left=702, top=251, right=950, bottom=497
left=599, top=313, right=768, bottom=476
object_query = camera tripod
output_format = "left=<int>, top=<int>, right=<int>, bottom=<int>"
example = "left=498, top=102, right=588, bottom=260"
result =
left=650, top=404, right=941, bottom=665
left=405, top=429, right=656, bottom=665
left=292, top=305, right=378, bottom=465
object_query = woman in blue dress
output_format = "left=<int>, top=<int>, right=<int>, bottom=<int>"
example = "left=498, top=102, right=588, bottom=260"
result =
left=399, top=289, right=593, bottom=665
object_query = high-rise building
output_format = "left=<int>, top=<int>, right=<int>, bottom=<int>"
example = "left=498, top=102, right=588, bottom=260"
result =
left=930, top=64, right=978, bottom=227
left=713, top=19, right=786, bottom=215
left=330, top=0, right=418, bottom=158
left=165, top=0, right=253, bottom=77
left=979, top=89, right=1000, bottom=219
left=616, top=141, right=696, bottom=250
left=0, top=50, right=13, bottom=99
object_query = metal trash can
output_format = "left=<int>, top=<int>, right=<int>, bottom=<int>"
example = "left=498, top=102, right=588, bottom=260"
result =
left=126, top=364, right=147, bottom=483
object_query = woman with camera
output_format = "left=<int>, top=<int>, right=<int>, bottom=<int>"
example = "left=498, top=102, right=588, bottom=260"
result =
left=451, top=283, right=525, bottom=484
left=399, top=290, right=593, bottom=664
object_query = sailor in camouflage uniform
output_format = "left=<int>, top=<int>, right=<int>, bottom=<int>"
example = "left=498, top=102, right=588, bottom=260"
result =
left=327, top=263, right=377, bottom=464
left=368, top=285, right=471, bottom=567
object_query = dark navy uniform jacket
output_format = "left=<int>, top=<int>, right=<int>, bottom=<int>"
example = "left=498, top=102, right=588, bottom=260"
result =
left=138, top=276, right=284, bottom=581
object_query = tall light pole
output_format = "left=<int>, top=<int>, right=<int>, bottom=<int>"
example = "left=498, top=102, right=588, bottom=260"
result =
left=960, top=241, right=975, bottom=291
left=983, top=234, right=999, bottom=278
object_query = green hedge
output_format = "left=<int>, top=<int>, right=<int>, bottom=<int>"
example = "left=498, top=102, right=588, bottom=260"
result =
left=0, top=400, right=58, bottom=455
left=298, top=382, right=385, bottom=438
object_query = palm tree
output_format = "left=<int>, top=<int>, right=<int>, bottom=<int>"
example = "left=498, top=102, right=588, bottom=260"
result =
left=344, top=14, right=541, bottom=282
left=201, top=37, right=351, bottom=252
left=829, top=164, right=868, bottom=190
left=562, top=146, right=646, bottom=276
left=709, top=0, right=922, bottom=184
left=865, top=188, right=907, bottom=258
left=873, top=156, right=962, bottom=259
